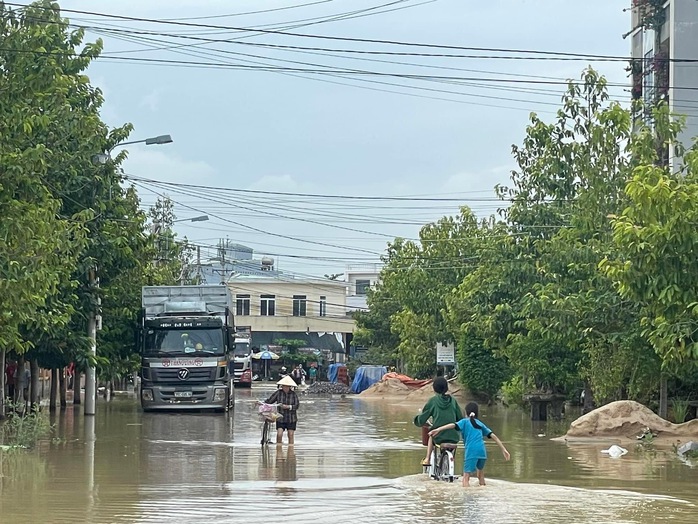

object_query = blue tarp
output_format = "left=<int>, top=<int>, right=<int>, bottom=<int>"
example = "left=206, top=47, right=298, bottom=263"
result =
left=351, top=365, right=387, bottom=394
left=328, top=363, right=346, bottom=383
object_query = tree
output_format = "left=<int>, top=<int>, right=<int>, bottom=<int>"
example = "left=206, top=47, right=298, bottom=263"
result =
left=602, top=108, right=698, bottom=416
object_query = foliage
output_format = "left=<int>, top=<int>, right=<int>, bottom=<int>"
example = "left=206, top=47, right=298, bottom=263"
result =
left=456, top=334, right=510, bottom=400
left=670, top=398, right=689, bottom=424
left=274, top=339, right=307, bottom=354
left=0, top=404, right=53, bottom=448
left=0, top=1, right=91, bottom=352
left=602, top=105, right=698, bottom=373
left=501, top=375, right=527, bottom=407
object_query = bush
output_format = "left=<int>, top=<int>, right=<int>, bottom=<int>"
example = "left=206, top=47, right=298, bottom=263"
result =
left=0, top=404, right=53, bottom=448
left=502, top=375, right=526, bottom=407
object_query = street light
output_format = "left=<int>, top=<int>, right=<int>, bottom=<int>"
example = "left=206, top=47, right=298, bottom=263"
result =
left=92, top=134, right=173, bottom=164
left=173, top=215, right=209, bottom=223
left=84, top=134, right=173, bottom=417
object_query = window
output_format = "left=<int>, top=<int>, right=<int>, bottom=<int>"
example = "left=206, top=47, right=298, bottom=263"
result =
left=293, top=295, right=307, bottom=317
left=355, top=279, right=371, bottom=295
left=236, top=294, right=250, bottom=316
left=260, top=294, right=276, bottom=316
left=319, top=296, right=327, bottom=317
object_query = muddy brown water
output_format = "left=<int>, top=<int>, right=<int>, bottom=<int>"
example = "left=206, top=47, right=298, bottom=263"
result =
left=1, top=385, right=697, bottom=523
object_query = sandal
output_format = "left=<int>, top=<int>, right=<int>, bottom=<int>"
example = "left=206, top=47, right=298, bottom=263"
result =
left=421, top=460, right=431, bottom=466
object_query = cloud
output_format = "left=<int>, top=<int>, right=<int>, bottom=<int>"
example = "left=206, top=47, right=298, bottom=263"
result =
left=139, top=89, right=162, bottom=112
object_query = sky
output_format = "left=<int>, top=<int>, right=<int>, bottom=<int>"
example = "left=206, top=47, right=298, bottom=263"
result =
left=51, top=0, right=632, bottom=278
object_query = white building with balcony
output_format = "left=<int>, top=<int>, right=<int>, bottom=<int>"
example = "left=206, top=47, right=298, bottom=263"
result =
left=345, top=263, right=382, bottom=313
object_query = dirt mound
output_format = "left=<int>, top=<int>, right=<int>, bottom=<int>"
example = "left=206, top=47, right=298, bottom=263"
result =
left=359, top=378, right=412, bottom=397
left=404, top=379, right=469, bottom=404
left=564, top=400, right=698, bottom=440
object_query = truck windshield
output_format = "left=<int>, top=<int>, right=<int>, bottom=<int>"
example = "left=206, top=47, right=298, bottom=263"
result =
left=233, top=342, right=250, bottom=358
left=144, top=328, right=224, bottom=356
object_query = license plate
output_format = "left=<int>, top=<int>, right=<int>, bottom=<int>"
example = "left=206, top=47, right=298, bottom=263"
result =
left=174, top=391, right=192, bottom=398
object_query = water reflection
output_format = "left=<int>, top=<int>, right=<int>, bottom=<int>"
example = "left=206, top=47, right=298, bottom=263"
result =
left=0, top=389, right=695, bottom=523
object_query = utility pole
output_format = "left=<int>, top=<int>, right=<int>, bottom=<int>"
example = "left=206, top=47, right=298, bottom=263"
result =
left=85, top=267, right=99, bottom=416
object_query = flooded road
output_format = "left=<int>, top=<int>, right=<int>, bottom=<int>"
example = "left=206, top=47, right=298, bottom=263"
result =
left=1, top=385, right=697, bottom=523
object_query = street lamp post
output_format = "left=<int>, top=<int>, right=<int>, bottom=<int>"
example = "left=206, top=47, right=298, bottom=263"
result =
left=84, top=134, right=173, bottom=417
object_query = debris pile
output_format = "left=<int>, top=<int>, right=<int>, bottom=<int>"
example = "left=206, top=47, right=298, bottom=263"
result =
left=303, top=381, right=353, bottom=395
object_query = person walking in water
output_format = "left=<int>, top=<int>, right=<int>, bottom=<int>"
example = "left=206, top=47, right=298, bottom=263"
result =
left=430, top=401, right=510, bottom=487
left=263, top=375, right=300, bottom=445
left=413, top=376, right=462, bottom=466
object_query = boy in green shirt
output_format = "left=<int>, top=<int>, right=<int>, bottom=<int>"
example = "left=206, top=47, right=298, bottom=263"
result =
left=414, top=376, right=463, bottom=466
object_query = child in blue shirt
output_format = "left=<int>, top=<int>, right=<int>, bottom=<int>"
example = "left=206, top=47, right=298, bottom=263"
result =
left=430, top=401, right=510, bottom=487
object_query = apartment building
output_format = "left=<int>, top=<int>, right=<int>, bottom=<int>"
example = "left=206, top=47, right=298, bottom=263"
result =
left=629, top=0, right=698, bottom=167
left=345, top=263, right=382, bottom=313
left=227, top=274, right=354, bottom=362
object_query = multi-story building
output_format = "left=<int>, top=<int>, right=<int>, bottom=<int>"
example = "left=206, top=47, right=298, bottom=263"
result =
left=629, top=0, right=698, bottom=168
left=197, top=240, right=279, bottom=284
left=345, top=263, right=382, bottom=314
left=227, top=274, right=354, bottom=363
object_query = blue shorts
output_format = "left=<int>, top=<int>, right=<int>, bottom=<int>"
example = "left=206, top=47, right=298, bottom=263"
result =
left=464, top=457, right=486, bottom=473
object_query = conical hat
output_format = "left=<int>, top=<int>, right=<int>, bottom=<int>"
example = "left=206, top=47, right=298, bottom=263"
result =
left=277, top=375, right=297, bottom=388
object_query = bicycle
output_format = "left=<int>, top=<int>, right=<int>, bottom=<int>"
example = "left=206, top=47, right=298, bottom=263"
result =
left=257, top=402, right=281, bottom=447
left=424, top=441, right=458, bottom=482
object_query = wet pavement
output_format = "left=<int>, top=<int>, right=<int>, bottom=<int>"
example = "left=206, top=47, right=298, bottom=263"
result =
left=1, top=384, right=697, bottom=523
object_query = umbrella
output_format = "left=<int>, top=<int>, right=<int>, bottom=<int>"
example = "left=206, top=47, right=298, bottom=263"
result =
left=252, top=350, right=280, bottom=379
left=252, top=350, right=280, bottom=360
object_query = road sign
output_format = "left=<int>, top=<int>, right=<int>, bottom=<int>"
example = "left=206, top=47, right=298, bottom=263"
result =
left=436, top=343, right=455, bottom=365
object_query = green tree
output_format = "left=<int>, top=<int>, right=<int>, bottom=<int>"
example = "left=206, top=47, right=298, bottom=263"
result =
left=602, top=108, right=698, bottom=416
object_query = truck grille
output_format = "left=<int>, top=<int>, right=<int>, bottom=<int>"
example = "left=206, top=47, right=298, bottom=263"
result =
left=153, top=368, right=216, bottom=381
left=233, top=362, right=244, bottom=370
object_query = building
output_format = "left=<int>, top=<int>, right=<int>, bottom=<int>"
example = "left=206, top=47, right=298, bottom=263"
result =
left=629, top=0, right=698, bottom=168
left=197, top=240, right=279, bottom=284
left=345, top=263, right=382, bottom=314
left=227, top=274, right=354, bottom=364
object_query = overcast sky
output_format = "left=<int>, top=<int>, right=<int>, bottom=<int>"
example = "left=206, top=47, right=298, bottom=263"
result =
left=56, top=0, right=631, bottom=277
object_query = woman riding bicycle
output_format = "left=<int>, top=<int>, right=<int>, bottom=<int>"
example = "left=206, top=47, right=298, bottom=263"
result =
left=414, top=376, right=463, bottom=466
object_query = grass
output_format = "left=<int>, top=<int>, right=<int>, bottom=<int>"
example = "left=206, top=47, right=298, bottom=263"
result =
left=0, top=403, right=53, bottom=449
left=670, top=398, right=690, bottom=424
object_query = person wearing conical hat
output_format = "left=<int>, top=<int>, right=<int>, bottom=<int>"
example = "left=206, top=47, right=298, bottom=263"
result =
left=264, top=375, right=300, bottom=445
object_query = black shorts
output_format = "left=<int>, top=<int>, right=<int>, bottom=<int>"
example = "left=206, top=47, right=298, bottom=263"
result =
left=276, top=421, right=297, bottom=431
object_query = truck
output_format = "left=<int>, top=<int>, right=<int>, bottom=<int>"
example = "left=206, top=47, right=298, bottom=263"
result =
left=231, top=333, right=253, bottom=388
left=138, top=285, right=235, bottom=412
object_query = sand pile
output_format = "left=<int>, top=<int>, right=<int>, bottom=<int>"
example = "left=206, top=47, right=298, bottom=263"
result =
left=359, top=378, right=412, bottom=397
left=564, top=400, right=698, bottom=440
left=404, top=379, right=469, bottom=404
left=359, top=377, right=471, bottom=405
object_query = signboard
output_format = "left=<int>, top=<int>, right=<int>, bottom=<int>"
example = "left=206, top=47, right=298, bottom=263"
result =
left=436, top=343, right=456, bottom=366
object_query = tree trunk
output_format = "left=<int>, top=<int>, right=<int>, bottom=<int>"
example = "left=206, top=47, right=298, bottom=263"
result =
left=73, top=372, right=81, bottom=405
left=50, top=368, right=58, bottom=412
left=59, top=367, right=67, bottom=408
left=17, top=356, right=27, bottom=413
left=30, top=359, right=40, bottom=412
left=583, top=382, right=595, bottom=414
left=0, top=348, right=5, bottom=420
left=659, top=374, right=668, bottom=419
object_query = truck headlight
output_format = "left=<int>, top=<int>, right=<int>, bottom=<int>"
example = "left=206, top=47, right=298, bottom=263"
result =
left=213, top=388, right=227, bottom=402
left=141, top=389, right=154, bottom=401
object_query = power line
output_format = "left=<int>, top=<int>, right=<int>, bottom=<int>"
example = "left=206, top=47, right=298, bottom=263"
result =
left=1, top=2, right=658, bottom=61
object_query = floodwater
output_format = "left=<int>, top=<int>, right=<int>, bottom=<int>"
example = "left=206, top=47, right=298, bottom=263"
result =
left=1, top=385, right=697, bottom=524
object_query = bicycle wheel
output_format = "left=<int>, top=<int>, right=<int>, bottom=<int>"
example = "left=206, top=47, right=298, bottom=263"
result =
left=261, top=421, right=269, bottom=446
left=439, top=451, right=453, bottom=482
